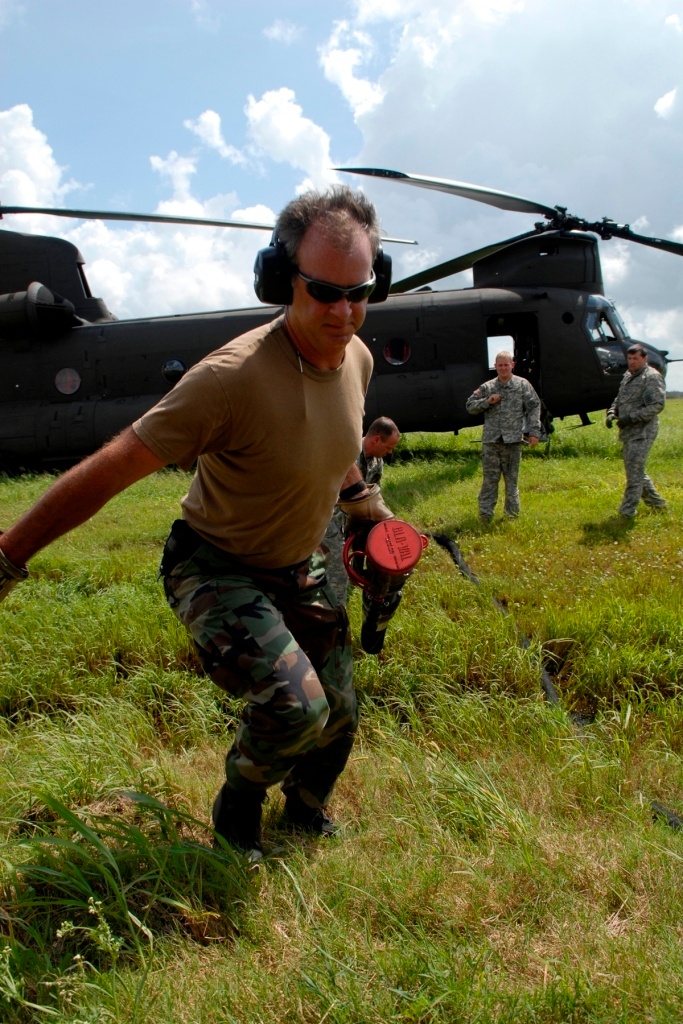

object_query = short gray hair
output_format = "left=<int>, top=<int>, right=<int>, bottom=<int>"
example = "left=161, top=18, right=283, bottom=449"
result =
left=275, top=185, right=381, bottom=263
left=366, top=416, right=399, bottom=440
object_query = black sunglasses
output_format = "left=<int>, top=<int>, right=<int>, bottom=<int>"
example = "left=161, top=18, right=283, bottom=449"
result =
left=296, top=270, right=376, bottom=304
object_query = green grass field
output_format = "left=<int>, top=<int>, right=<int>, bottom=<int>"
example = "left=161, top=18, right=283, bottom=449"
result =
left=0, top=402, right=681, bottom=1023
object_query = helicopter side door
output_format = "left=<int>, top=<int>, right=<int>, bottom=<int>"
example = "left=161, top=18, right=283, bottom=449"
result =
left=485, top=312, right=540, bottom=392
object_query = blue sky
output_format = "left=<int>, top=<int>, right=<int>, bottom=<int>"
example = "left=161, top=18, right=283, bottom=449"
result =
left=2, top=0, right=683, bottom=386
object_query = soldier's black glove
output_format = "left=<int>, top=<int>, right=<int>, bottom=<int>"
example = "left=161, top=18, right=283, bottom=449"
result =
left=337, top=483, right=394, bottom=529
left=0, top=539, right=28, bottom=604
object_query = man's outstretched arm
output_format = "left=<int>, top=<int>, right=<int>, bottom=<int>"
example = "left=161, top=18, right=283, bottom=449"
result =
left=0, top=427, right=166, bottom=570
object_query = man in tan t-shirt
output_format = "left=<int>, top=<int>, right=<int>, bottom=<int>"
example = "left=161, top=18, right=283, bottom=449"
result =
left=0, top=186, right=394, bottom=861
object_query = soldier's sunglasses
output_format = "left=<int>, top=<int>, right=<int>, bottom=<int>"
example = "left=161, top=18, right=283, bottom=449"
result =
left=296, top=270, right=376, bottom=304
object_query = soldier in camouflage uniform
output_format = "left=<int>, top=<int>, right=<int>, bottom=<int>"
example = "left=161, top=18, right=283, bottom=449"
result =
left=466, top=351, right=542, bottom=521
left=0, top=186, right=394, bottom=862
left=323, top=416, right=401, bottom=605
left=606, top=343, right=667, bottom=517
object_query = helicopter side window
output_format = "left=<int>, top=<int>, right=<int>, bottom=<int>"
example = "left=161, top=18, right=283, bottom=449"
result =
left=162, top=359, right=187, bottom=386
left=487, top=335, right=514, bottom=369
left=55, top=368, right=82, bottom=396
left=383, top=338, right=411, bottom=366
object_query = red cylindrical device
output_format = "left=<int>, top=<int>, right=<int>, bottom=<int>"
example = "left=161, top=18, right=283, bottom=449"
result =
left=343, top=519, right=428, bottom=596
left=342, top=519, right=428, bottom=654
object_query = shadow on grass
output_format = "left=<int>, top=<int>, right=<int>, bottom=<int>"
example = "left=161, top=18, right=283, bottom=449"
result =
left=396, top=426, right=626, bottom=463
left=432, top=513, right=522, bottom=537
left=580, top=514, right=635, bottom=547
left=392, top=446, right=481, bottom=465
left=390, top=449, right=481, bottom=482
left=387, top=459, right=481, bottom=521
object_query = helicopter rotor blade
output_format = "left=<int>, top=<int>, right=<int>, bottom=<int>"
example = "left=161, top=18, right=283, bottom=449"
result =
left=0, top=205, right=276, bottom=231
left=337, top=167, right=558, bottom=219
left=0, top=204, right=417, bottom=245
left=591, top=221, right=683, bottom=259
left=338, top=168, right=683, bottom=260
left=390, top=228, right=543, bottom=292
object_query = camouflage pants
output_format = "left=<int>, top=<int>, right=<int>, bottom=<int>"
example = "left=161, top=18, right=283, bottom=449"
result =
left=321, top=508, right=350, bottom=607
left=161, top=522, right=356, bottom=809
left=479, top=442, right=523, bottom=518
left=620, top=436, right=666, bottom=516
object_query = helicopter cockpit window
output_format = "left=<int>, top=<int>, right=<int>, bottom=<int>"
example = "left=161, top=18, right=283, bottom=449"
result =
left=584, top=297, right=627, bottom=378
left=383, top=338, right=411, bottom=366
left=161, top=359, right=187, bottom=386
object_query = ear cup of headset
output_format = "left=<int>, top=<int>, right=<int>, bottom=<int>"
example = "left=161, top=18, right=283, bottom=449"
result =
left=254, top=237, right=393, bottom=305
left=253, top=236, right=294, bottom=305
left=368, top=248, right=392, bottom=303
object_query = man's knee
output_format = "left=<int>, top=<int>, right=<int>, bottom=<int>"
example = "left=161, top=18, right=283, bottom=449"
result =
left=273, top=679, right=331, bottom=747
left=245, top=649, right=331, bottom=752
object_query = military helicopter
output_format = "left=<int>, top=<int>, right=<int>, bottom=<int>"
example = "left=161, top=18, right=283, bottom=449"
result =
left=1, top=167, right=681, bottom=469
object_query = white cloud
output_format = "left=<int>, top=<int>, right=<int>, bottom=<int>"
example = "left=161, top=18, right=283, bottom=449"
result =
left=184, top=110, right=246, bottom=164
left=0, top=104, right=79, bottom=207
left=465, top=0, right=526, bottom=22
left=149, top=151, right=198, bottom=203
left=331, top=0, right=683, bottom=389
left=319, top=21, right=385, bottom=117
left=393, top=244, right=445, bottom=278
left=186, top=0, right=220, bottom=31
left=621, top=307, right=683, bottom=370
left=0, top=88, right=343, bottom=317
left=83, top=257, right=132, bottom=312
left=244, top=88, right=339, bottom=189
left=601, top=239, right=632, bottom=287
left=351, top=0, right=525, bottom=52
left=353, top=0, right=414, bottom=21
left=68, top=208, right=272, bottom=319
left=654, top=87, right=677, bottom=118
left=664, top=13, right=682, bottom=33
left=0, top=104, right=275, bottom=318
left=352, top=0, right=533, bottom=25
left=0, top=0, right=24, bottom=30
left=263, top=19, right=303, bottom=45
left=630, top=215, right=650, bottom=233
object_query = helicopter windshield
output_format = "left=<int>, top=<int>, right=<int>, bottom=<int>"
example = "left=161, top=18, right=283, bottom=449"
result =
left=584, top=296, right=627, bottom=378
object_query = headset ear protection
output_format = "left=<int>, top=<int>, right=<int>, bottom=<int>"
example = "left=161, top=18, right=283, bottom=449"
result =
left=253, top=233, right=392, bottom=306
left=369, top=248, right=392, bottom=304
left=253, top=233, right=294, bottom=305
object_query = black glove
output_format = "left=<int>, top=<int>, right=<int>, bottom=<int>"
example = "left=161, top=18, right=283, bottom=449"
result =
left=337, top=483, right=394, bottom=528
left=605, top=410, right=616, bottom=429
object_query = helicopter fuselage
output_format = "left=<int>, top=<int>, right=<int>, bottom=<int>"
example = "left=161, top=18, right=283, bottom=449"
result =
left=0, top=283, right=640, bottom=467
left=0, top=226, right=663, bottom=468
